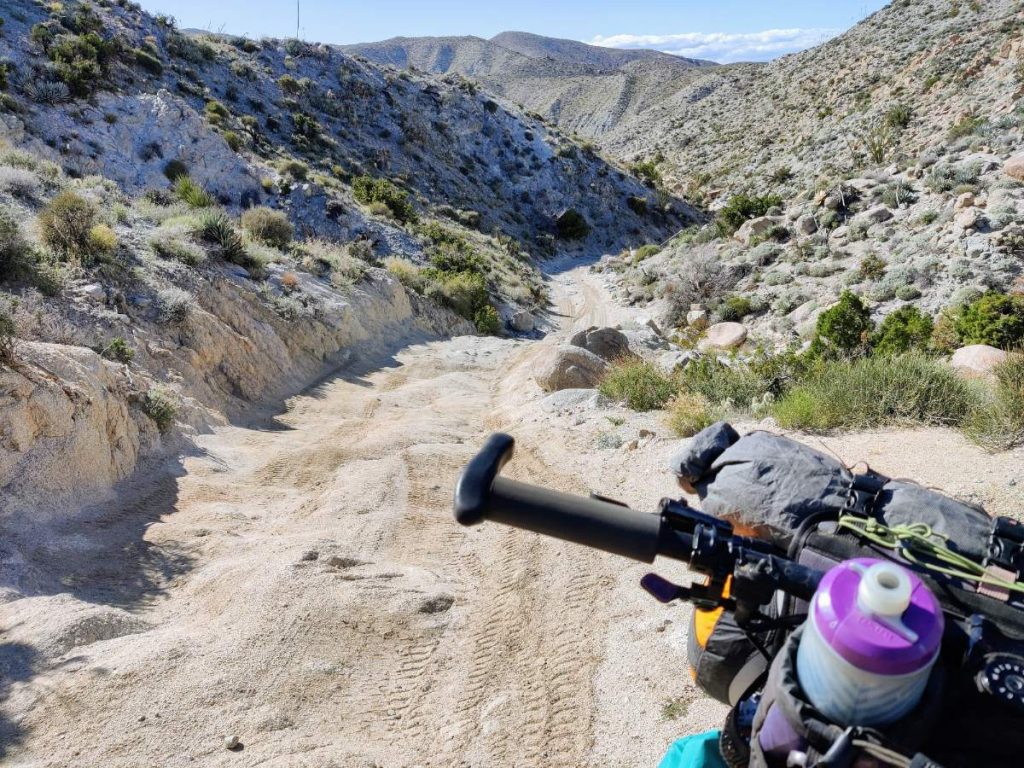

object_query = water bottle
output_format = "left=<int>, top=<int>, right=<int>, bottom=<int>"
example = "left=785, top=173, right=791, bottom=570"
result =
left=796, top=558, right=944, bottom=727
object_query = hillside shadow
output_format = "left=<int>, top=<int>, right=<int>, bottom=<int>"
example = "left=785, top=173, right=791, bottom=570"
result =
left=0, top=642, right=38, bottom=757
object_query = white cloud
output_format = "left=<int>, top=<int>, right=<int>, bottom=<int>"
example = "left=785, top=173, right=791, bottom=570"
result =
left=588, top=28, right=840, bottom=64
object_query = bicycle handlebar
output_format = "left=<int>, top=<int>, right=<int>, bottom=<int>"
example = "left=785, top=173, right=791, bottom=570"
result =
left=453, top=433, right=692, bottom=562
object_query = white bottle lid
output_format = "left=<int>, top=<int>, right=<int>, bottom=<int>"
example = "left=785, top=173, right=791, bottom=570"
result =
left=856, top=561, right=912, bottom=617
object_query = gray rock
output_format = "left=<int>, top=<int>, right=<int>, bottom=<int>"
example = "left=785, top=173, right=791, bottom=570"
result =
left=509, top=310, right=535, bottom=333
left=1003, top=153, right=1024, bottom=181
left=734, top=216, right=781, bottom=245
left=539, top=388, right=600, bottom=413
left=569, top=326, right=630, bottom=361
left=686, top=306, right=709, bottom=329
left=536, top=345, right=608, bottom=391
left=853, top=206, right=893, bottom=227
left=951, top=345, right=1007, bottom=376
left=698, top=322, right=748, bottom=351
left=796, top=214, right=818, bottom=235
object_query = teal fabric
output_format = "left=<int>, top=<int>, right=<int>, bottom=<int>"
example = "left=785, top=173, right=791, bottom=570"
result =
left=657, top=730, right=727, bottom=768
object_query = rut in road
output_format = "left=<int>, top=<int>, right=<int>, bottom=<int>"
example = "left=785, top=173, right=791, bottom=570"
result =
left=1, top=265, right=619, bottom=768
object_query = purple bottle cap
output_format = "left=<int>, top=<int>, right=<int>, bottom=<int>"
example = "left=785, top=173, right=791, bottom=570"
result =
left=811, top=558, right=944, bottom=676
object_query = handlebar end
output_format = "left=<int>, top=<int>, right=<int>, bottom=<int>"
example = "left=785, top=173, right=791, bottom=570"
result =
left=453, top=432, right=516, bottom=526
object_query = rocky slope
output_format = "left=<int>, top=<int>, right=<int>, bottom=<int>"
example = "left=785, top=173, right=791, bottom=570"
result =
left=343, top=31, right=715, bottom=137
left=594, top=0, right=1024, bottom=343
left=0, top=0, right=690, bottom=519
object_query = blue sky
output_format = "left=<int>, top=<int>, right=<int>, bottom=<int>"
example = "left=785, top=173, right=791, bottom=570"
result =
left=136, top=1, right=891, bottom=63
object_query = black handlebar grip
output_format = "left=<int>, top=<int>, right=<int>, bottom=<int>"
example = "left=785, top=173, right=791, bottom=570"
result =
left=453, top=433, right=668, bottom=563
left=453, top=432, right=516, bottom=526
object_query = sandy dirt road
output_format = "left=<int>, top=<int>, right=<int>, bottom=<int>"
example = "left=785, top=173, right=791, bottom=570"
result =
left=4, top=263, right=1023, bottom=768
left=0, top=264, right=645, bottom=768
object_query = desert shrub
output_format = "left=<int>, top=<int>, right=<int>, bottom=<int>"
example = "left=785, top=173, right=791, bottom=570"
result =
left=627, top=196, right=648, bottom=215
left=0, top=302, right=15, bottom=364
left=680, top=351, right=808, bottom=412
left=141, top=385, right=178, bottom=433
left=773, top=353, right=980, bottom=431
left=150, top=235, right=205, bottom=266
left=0, top=208, right=33, bottom=281
left=634, top=243, right=660, bottom=261
left=555, top=208, right=590, bottom=240
left=665, top=392, right=716, bottom=437
left=948, top=114, right=986, bottom=140
left=631, top=159, right=662, bottom=186
left=241, top=206, right=293, bottom=248
left=87, top=223, right=117, bottom=258
left=0, top=167, right=42, bottom=199
left=156, top=287, right=193, bottom=324
left=352, top=175, right=416, bottom=223
left=384, top=256, right=424, bottom=292
left=880, top=181, right=917, bottom=208
left=954, top=292, right=1024, bottom=349
left=173, top=176, right=216, bottom=208
left=717, top=295, right=754, bottom=322
left=99, top=336, right=134, bottom=363
left=883, top=103, right=913, bottom=130
left=204, top=100, right=230, bottom=125
left=280, top=159, right=308, bottom=180
left=38, top=190, right=97, bottom=257
left=194, top=210, right=249, bottom=267
left=857, top=253, right=887, bottom=281
left=872, top=306, right=934, bottom=356
left=47, top=32, right=116, bottom=97
left=812, top=291, right=874, bottom=355
left=424, top=269, right=489, bottom=319
left=663, top=247, right=739, bottom=324
left=133, top=47, right=163, bottom=75
left=162, top=159, right=189, bottom=181
left=925, top=162, right=981, bottom=194
left=222, top=130, right=242, bottom=152
left=599, top=358, right=679, bottom=411
left=716, top=194, right=784, bottom=235
left=277, top=74, right=301, bottom=94
left=473, top=304, right=501, bottom=335
left=964, top=354, right=1024, bottom=450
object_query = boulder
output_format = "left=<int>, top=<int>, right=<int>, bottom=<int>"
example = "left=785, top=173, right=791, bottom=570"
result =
left=569, top=326, right=630, bottom=361
left=78, top=283, right=106, bottom=303
left=951, top=345, right=1007, bottom=377
left=853, top=205, right=893, bottom=227
left=535, top=345, right=608, bottom=391
left=509, top=310, right=535, bottom=333
left=698, top=322, right=748, bottom=351
left=954, top=192, right=976, bottom=210
left=796, top=214, right=818, bottom=235
left=954, top=208, right=980, bottom=232
left=1003, top=153, right=1024, bottom=181
left=734, top=216, right=781, bottom=245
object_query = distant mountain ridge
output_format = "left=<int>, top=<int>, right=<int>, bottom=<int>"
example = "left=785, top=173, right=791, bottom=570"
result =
left=341, top=31, right=717, bottom=136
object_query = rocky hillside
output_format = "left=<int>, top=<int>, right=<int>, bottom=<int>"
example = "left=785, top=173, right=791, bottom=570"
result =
left=0, top=0, right=690, bottom=517
left=594, top=0, right=1024, bottom=346
left=343, top=31, right=715, bottom=137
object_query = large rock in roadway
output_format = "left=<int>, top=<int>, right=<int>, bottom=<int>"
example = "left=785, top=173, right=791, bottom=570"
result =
left=569, top=326, right=630, bottom=361
left=950, top=345, right=1007, bottom=376
left=536, top=345, right=609, bottom=391
left=699, top=322, right=748, bottom=351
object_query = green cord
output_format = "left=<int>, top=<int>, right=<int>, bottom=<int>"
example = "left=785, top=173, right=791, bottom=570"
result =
left=836, top=514, right=1024, bottom=595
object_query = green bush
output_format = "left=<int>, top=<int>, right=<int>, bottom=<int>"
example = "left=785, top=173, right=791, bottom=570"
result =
left=163, top=159, right=189, bottom=181
left=87, top=223, right=118, bottom=259
left=599, top=358, right=679, bottom=411
left=425, top=269, right=489, bottom=319
left=141, top=385, right=178, bottom=433
left=240, top=207, right=293, bottom=248
left=773, top=353, right=980, bottom=431
left=280, top=159, right=308, bottom=181
left=954, top=292, right=1024, bottom=349
left=48, top=32, right=115, bottom=97
left=133, top=47, right=163, bottom=75
left=0, top=208, right=33, bottom=281
left=195, top=210, right=249, bottom=267
left=352, top=175, right=416, bottom=223
left=627, top=196, right=648, bottom=215
left=872, top=306, right=934, bottom=356
left=634, top=243, right=660, bottom=261
left=883, top=104, right=913, bottom=130
left=384, top=257, right=424, bottom=292
left=718, top=295, right=754, bottom=322
left=38, top=190, right=97, bottom=258
left=813, top=291, right=874, bottom=355
left=665, top=392, right=716, bottom=437
left=680, top=351, right=808, bottom=411
left=473, top=304, right=501, bottom=335
left=555, top=208, right=590, bottom=240
left=222, top=130, right=243, bottom=152
left=174, top=176, right=216, bottom=208
left=631, top=159, right=662, bottom=186
left=204, top=100, right=230, bottom=125
left=964, top=355, right=1024, bottom=450
left=857, top=253, right=887, bottom=281
left=716, top=194, right=784, bottom=235
left=99, top=336, right=134, bottom=363
left=0, top=302, right=15, bottom=364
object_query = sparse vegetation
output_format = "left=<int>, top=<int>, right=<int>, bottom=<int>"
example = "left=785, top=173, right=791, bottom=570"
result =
left=241, top=207, right=293, bottom=249
left=38, top=191, right=98, bottom=260
left=174, top=176, right=216, bottom=208
left=599, top=358, right=679, bottom=411
left=352, top=175, right=416, bottom=223
left=716, top=194, right=783, bottom=235
left=141, top=385, right=178, bottom=433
